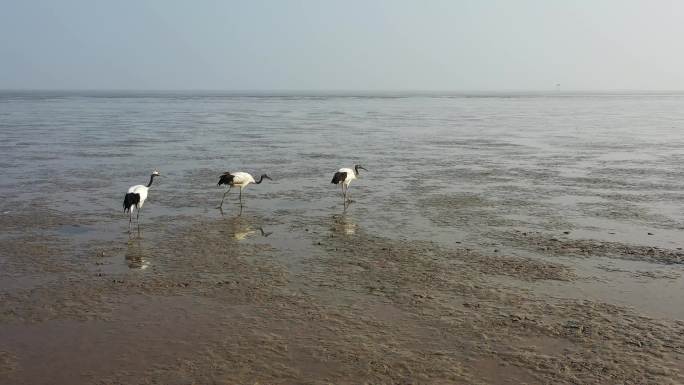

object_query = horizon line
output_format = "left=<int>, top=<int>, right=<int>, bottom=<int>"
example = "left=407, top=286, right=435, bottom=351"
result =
left=2, top=88, right=684, bottom=95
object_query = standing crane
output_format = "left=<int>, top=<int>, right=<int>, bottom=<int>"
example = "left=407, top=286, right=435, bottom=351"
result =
left=217, top=171, right=272, bottom=208
left=123, top=170, right=160, bottom=231
left=331, top=164, right=367, bottom=202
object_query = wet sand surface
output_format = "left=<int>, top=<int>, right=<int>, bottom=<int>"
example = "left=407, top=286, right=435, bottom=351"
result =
left=1, top=92, right=684, bottom=384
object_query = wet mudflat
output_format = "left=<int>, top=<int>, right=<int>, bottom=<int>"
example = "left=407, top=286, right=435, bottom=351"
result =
left=1, top=92, right=684, bottom=384
left=2, top=205, right=683, bottom=384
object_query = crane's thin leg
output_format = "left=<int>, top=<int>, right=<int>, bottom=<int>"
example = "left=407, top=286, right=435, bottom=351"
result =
left=219, top=186, right=232, bottom=208
left=136, top=207, right=142, bottom=237
left=129, top=211, right=132, bottom=233
left=239, top=188, right=243, bottom=205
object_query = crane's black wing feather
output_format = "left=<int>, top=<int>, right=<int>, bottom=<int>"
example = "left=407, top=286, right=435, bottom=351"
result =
left=331, top=172, right=347, bottom=184
left=123, top=193, right=140, bottom=212
left=218, top=173, right=235, bottom=186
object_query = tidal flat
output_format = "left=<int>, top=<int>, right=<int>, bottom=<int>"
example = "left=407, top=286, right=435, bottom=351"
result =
left=1, top=91, right=684, bottom=384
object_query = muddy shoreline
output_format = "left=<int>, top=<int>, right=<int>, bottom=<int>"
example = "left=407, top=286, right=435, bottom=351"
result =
left=1, top=205, right=682, bottom=384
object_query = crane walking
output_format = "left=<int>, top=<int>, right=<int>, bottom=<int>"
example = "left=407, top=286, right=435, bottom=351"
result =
left=331, top=164, right=367, bottom=202
left=218, top=171, right=272, bottom=208
left=123, top=170, right=160, bottom=231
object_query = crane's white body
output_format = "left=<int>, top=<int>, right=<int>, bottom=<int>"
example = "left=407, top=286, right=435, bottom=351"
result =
left=337, top=168, right=357, bottom=188
left=126, top=185, right=149, bottom=211
left=230, top=172, right=257, bottom=188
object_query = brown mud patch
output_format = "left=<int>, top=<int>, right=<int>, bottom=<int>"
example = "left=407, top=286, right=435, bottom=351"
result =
left=496, top=230, right=684, bottom=265
left=0, top=208, right=682, bottom=384
left=309, top=224, right=683, bottom=383
left=0, top=351, right=17, bottom=375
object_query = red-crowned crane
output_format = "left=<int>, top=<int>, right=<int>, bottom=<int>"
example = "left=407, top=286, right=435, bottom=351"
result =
left=217, top=171, right=272, bottom=208
left=331, top=164, right=367, bottom=202
left=123, top=170, right=160, bottom=231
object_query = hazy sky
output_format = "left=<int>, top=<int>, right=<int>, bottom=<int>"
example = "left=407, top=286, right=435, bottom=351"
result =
left=1, top=0, right=683, bottom=91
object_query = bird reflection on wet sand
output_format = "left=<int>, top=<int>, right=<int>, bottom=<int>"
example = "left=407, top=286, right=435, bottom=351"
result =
left=220, top=213, right=272, bottom=241
left=331, top=213, right=357, bottom=236
left=126, top=238, right=151, bottom=270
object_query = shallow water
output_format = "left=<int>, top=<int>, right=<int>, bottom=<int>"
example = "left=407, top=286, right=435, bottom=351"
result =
left=2, top=91, right=684, bottom=311
left=1, top=91, right=684, bottom=383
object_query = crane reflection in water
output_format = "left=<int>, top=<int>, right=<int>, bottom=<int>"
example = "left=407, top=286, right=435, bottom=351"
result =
left=331, top=213, right=357, bottom=236
left=125, top=237, right=151, bottom=270
left=220, top=213, right=272, bottom=241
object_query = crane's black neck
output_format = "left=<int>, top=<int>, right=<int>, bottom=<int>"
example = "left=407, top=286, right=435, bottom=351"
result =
left=255, top=175, right=266, bottom=184
left=146, top=174, right=158, bottom=188
left=354, top=165, right=360, bottom=176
